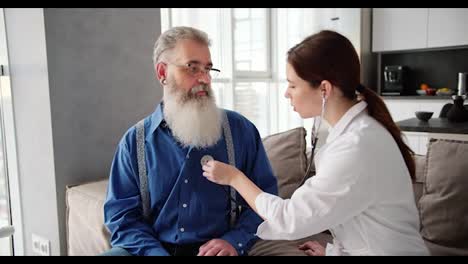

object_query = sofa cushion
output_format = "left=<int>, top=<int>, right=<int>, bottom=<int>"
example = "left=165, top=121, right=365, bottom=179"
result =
left=418, top=139, right=468, bottom=253
left=412, top=154, right=426, bottom=205
left=66, top=180, right=110, bottom=255
left=262, top=127, right=308, bottom=199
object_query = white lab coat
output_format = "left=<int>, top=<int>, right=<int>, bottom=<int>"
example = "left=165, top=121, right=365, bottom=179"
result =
left=255, top=101, right=429, bottom=256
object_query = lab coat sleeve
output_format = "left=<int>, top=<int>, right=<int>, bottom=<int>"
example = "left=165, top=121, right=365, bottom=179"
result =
left=255, top=135, right=376, bottom=240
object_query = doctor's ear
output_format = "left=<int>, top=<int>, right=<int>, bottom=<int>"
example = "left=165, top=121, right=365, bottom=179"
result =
left=320, top=80, right=332, bottom=100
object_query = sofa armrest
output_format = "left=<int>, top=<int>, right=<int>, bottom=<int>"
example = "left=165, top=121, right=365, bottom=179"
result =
left=66, top=180, right=111, bottom=256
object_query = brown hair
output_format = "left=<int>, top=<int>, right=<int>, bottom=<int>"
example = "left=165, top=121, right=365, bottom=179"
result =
left=287, top=30, right=415, bottom=180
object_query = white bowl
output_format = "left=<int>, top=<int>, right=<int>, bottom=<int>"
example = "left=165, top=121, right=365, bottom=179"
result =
left=416, top=90, right=426, bottom=96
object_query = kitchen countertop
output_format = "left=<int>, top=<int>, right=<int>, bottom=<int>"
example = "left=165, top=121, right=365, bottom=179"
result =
left=396, top=117, right=468, bottom=134
left=382, top=95, right=452, bottom=100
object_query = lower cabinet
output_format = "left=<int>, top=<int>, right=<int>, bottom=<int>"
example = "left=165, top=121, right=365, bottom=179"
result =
left=404, top=132, right=468, bottom=155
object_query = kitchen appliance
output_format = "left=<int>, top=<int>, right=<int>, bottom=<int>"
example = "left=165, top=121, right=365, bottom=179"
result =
left=457, top=72, right=467, bottom=96
left=382, top=65, right=408, bottom=95
left=447, top=72, right=468, bottom=122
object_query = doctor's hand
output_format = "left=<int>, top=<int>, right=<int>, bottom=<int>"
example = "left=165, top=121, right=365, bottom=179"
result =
left=202, top=160, right=243, bottom=186
left=197, top=239, right=238, bottom=256
left=298, top=241, right=326, bottom=256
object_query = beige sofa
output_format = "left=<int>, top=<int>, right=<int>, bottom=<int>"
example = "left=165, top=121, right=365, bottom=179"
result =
left=66, top=128, right=468, bottom=256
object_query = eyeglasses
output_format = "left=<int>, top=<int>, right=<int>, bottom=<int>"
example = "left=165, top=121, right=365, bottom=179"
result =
left=166, top=62, right=221, bottom=79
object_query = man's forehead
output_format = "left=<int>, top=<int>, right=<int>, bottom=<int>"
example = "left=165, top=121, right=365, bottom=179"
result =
left=174, top=39, right=212, bottom=64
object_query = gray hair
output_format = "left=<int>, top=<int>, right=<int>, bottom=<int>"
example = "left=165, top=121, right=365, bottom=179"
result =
left=153, top=26, right=211, bottom=65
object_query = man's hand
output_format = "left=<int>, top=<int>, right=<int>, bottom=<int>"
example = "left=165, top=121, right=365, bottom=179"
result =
left=197, top=239, right=238, bottom=256
left=298, top=241, right=326, bottom=256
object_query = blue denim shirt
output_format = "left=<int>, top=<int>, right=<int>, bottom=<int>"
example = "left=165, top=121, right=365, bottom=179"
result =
left=104, top=103, right=278, bottom=256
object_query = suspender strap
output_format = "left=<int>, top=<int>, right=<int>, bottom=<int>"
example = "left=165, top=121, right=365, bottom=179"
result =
left=221, top=111, right=238, bottom=228
left=136, top=110, right=237, bottom=227
left=136, top=119, right=151, bottom=222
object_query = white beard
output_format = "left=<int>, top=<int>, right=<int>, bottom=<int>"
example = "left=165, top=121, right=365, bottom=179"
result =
left=163, top=81, right=222, bottom=149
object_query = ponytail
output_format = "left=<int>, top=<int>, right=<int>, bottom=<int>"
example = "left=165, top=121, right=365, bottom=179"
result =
left=359, top=87, right=416, bottom=181
left=286, top=30, right=415, bottom=181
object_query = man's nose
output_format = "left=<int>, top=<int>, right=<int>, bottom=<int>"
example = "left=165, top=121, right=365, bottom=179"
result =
left=197, top=72, right=211, bottom=84
left=284, top=90, right=290, bottom=99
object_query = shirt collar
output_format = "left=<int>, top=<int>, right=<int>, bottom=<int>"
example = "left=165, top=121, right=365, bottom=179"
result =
left=326, top=100, right=368, bottom=143
left=147, top=102, right=164, bottom=141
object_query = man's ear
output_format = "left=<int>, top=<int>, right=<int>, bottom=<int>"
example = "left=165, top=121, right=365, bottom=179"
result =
left=156, top=62, right=167, bottom=82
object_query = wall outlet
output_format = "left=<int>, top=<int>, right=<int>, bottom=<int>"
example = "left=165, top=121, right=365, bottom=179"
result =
left=32, top=234, right=50, bottom=256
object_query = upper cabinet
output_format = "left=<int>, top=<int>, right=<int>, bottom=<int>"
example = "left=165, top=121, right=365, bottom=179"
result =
left=427, top=8, right=468, bottom=48
left=372, top=8, right=428, bottom=52
left=320, top=8, right=364, bottom=55
left=319, top=8, right=374, bottom=87
left=373, top=8, right=468, bottom=52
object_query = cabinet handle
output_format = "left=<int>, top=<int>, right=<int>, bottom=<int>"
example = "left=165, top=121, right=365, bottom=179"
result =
left=331, top=17, right=340, bottom=21
left=0, top=65, right=4, bottom=76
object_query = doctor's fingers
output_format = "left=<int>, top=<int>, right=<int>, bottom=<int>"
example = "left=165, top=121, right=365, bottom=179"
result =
left=299, top=241, right=320, bottom=249
left=304, top=249, right=324, bottom=256
left=202, top=164, right=212, bottom=173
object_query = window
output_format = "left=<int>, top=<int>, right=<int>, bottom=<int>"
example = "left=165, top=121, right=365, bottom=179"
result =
left=162, top=8, right=333, bottom=140
left=233, top=9, right=269, bottom=75
left=0, top=8, right=22, bottom=255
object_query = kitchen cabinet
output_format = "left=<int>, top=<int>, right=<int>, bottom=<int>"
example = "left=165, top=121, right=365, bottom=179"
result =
left=321, top=8, right=362, bottom=54
left=319, top=8, right=374, bottom=88
left=373, top=8, right=468, bottom=52
left=427, top=8, right=468, bottom=48
left=372, top=8, right=428, bottom=52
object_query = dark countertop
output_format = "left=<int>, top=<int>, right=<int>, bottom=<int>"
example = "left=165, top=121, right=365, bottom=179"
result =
left=396, top=118, right=468, bottom=134
left=382, top=95, right=452, bottom=100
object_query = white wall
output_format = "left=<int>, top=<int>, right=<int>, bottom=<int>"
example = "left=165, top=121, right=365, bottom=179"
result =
left=4, top=8, right=60, bottom=255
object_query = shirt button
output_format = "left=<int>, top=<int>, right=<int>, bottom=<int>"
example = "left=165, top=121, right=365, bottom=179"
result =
left=180, top=227, right=185, bottom=232
left=186, top=153, right=190, bottom=159
left=184, top=179, right=188, bottom=184
left=241, top=250, right=244, bottom=255
left=238, top=243, right=243, bottom=248
left=182, top=203, right=187, bottom=208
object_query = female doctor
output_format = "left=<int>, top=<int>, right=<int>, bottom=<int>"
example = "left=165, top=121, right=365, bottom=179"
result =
left=202, top=30, right=429, bottom=256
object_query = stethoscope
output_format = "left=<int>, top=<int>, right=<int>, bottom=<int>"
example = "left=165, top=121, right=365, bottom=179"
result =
left=200, top=155, right=247, bottom=210
left=200, top=91, right=327, bottom=190
left=300, top=92, right=327, bottom=186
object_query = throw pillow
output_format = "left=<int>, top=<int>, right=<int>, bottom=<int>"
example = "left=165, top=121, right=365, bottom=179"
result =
left=419, top=139, right=468, bottom=249
left=262, top=127, right=308, bottom=199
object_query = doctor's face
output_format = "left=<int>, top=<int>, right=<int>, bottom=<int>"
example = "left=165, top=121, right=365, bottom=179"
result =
left=285, top=63, right=323, bottom=118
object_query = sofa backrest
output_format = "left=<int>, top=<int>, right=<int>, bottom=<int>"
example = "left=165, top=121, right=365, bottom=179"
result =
left=66, top=129, right=468, bottom=256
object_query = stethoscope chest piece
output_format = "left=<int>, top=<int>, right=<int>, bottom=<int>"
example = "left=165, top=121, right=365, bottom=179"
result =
left=201, top=155, right=214, bottom=166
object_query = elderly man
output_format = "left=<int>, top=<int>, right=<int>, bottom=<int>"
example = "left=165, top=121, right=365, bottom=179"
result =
left=102, top=26, right=278, bottom=256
